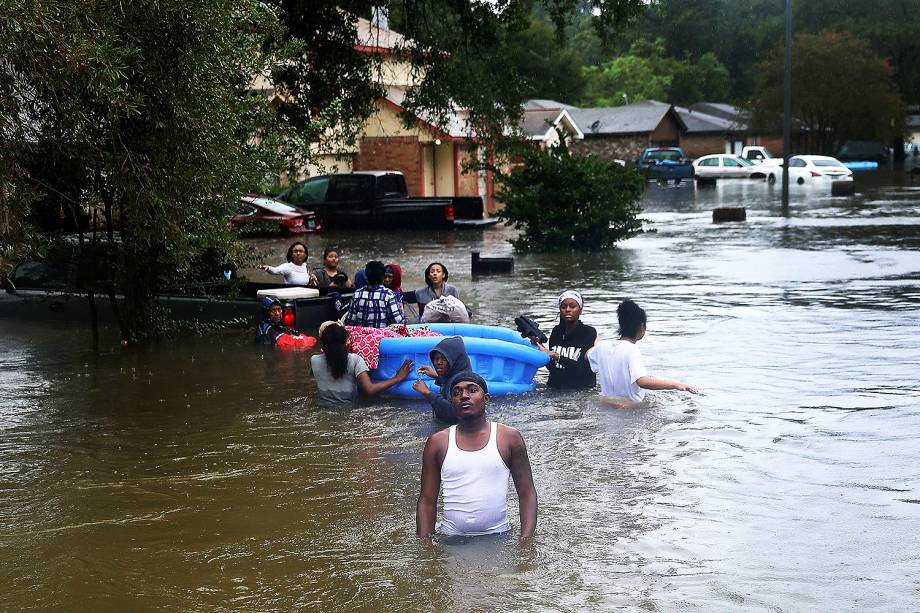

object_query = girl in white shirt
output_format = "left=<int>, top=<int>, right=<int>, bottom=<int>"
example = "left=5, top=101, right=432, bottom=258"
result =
left=587, top=299, right=699, bottom=407
left=258, top=241, right=317, bottom=285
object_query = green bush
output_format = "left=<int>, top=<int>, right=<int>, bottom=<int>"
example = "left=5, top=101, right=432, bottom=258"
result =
left=495, top=139, right=645, bottom=251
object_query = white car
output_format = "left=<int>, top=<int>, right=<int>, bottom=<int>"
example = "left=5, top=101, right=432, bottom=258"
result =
left=693, top=154, right=771, bottom=179
left=766, top=155, right=853, bottom=185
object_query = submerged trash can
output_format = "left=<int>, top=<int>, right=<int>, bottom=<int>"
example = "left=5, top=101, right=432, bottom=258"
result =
left=831, top=181, right=855, bottom=196
left=712, top=207, right=746, bottom=223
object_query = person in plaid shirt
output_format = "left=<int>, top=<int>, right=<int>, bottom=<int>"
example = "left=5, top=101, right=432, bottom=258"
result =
left=343, top=260, right=406, bottom=328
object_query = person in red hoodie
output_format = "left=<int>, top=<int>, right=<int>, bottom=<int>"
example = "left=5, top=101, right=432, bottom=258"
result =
left=383, top=263, right=404, bottom=302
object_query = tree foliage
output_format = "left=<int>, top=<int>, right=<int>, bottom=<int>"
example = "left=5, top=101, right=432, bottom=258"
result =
left=1, top=0, right=284, bottom=339
left=494, top=137, right=645, bottom=252
left=580, top=38, right=729, bottom=107
left=0, top=0, right=648, bottom=340
left=506, top=19, right=588, bottom=105
left=638, top=0, right=920, bottom=106
left=751, top=32, right=904, bottom=153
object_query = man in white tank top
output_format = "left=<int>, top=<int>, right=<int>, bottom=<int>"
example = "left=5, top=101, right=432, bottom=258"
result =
left=416, top=372, right=537, bottom=543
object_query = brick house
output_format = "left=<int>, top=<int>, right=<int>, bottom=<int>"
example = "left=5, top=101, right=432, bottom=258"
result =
left=688, top=102, right=797, bottom=157
left=306, top=17, right=494, bottom=208
left=566, top=100, right=686, bottom=162
left=676, top=103, right=749, bottom=159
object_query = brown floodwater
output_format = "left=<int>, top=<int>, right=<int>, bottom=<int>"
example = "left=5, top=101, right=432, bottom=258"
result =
left=2, top=169, right=920, bottom=610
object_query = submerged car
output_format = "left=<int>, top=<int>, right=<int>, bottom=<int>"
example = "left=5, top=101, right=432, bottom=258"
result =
left=231, top=196, right=321, bottom=235
left=766, top=155, right=853, bottom=185
left=693, top=154, right=771, bottom=179
left=836, top=141, right=890, bottom=164
left=635, top=147, right=695, bottom=181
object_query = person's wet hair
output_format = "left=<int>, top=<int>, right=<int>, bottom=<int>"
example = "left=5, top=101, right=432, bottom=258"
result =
left=617, top=299, right=647, bottom=338
left=286, top=241, right=308, bottom=262
left=364, top=260, right=386, bottom=285
left=320, top=324, right=349, bottom=379
left=424, top=262, right=449, bottom=286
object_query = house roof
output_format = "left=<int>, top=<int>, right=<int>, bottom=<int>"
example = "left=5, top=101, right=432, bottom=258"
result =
left=520, top=109, right=584, bottom=140
left=523, top=99, right=578, bottom=111
left=354, top=17, right=407, bottom=53
left=383, top=86, right=471, bottom=140
left=688, top=103, right=749, bottom=130
left=675, top=105, right=747, bottom=134
left=568, top=100, right=686, bottom=136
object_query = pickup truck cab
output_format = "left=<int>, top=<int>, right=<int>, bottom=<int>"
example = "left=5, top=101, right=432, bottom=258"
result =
left=275, top=171, right=492, bottom=228
left=740, top=146, right=783, bottom=167
left=635, top=147, right=694, bottom=181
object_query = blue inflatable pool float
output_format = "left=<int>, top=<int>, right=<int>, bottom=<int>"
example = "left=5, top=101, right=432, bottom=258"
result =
left=843, top=161, right=878, bottom=170
left=370, top=323, right=550, bottom=397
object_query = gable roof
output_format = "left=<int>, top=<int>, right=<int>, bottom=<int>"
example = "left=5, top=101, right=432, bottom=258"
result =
left=688, top=103, right=749, bottom=130
left=568, top=100, right=686, bottom=136
left=382, top=86, right=470, bottom=140
left=675, top=105, right=747, bottom=134
left=523, top=99, right=578, bottom=111
left=354, top=17, right=407, bottom=54
left=520, top=108, right=584, bottom=140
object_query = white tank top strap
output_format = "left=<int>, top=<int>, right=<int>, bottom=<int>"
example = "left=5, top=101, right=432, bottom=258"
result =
left=488, top=421, right=497, bottom=448
left=448, top=425, right=457, bottom=451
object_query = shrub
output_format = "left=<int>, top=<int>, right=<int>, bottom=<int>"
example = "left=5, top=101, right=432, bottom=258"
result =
left=495, top=138, right=645, bottom=251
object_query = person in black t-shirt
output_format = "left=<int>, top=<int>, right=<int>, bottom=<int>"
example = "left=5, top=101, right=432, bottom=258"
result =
left=527, top=290, right=597, bottom=390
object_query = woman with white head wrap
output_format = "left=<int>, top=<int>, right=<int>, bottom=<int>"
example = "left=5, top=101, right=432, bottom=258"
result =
left=542, top=290, right=597, bottom=389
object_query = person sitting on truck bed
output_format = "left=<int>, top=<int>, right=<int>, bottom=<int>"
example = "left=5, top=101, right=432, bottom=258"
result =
left=343, top=260, right=406, bottom=328
left=256, top=296, right=317, bottom=350
left=312, top=247, right=353, bottom=289
left=257, top=241, right=318, bottom=286
left=405, top=262, right=460, bottom=318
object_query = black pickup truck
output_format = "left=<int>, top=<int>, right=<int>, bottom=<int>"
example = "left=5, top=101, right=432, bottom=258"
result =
left=271, top=171, right=495, bottom=228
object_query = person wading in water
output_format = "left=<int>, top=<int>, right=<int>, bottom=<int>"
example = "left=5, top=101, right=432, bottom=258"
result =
left=416, top=372, right=537, bottom=543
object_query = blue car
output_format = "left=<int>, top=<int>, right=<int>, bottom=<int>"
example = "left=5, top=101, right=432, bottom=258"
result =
left=636, top=147, right=695, bottom=181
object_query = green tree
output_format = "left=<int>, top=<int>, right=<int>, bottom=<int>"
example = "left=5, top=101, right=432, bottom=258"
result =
left=506, top=18, right=587, bottom=104
left=494, top=137, right=645, bottom=252
left=580, top=38, right=730, bottom=107
left=1, top=0, right=648, bottom=341
left=268, top=1, right=646, bottom=141
left=669, top=52, right=730, bottom=106
left=751, top=32, right=904, bottom=153
left=1, top=0, right=285, bottom=340
left=580, top=38, right=672, bottom=106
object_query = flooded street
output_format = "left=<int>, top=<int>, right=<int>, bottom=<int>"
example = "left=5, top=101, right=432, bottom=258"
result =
left=2, top=171, right=920, bottom=610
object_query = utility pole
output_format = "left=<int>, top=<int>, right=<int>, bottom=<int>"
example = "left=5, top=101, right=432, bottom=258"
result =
left=782, top=0, right=792, bottom=209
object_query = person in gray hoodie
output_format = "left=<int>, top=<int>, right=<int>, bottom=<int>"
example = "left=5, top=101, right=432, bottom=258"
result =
left=411, top=336, right=471, bottom=423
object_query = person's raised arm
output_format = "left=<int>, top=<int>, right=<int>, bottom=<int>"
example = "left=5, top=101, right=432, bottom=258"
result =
left=636, top=375, right=699, bottom=394
left=507, top=427, right=537, bottom=542
left=357, top=360, right=413, bottom=397
left=416, top=434, right=443, bottom=543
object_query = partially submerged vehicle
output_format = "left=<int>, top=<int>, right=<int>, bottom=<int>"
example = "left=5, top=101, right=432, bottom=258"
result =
left=1, top=258, right=347, bottom=330
left=635, top=147, right=695, bottom=181
left=268, top=171, right=496, bottom=229
left=766, top=155, right=853, bottom=185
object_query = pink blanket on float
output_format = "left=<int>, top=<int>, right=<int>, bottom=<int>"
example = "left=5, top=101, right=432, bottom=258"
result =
left=344, top=324, right=442, bottom=369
